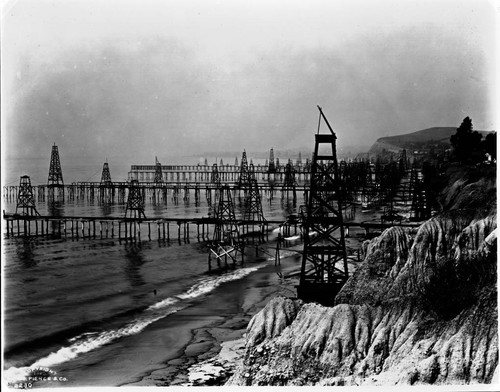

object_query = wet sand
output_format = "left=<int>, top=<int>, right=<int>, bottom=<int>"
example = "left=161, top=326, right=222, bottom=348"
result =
left=125, top=253, right=300, bottom=387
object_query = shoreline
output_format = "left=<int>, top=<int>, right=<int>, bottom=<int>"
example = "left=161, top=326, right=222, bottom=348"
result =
left=125, top=254, right=300, bottom=387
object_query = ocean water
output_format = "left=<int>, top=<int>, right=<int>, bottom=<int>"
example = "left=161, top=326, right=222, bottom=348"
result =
left=2, top=156, right=306, bottom=387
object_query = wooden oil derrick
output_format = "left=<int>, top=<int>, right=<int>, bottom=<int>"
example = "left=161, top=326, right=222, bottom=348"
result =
left=281, top=159, right=297, bottom=202
left=211, top=163, right=221, bottom=185
left=297, top=106, right=348, bottom=307
left=154, top=157, right=164, bottom=184
left=237, top=150, right=251, bottom=189
left=410, top=177, right=431, bottom=221
left=47, top=143, right=64, bottom=199
left=101, top=161, right=112, bottom=185
left=268, top=148, right=276, bottom=173
left=242, top=164, right=267, bottom=243
left=124, top=180, right=146, bottom=219
left=99, top=161, right=113, bottom=203
left=152, top=157, right=165, bottom=204
left=16, top=175, right=40, bottom=216
left=208, top=185, right=242, bottom=270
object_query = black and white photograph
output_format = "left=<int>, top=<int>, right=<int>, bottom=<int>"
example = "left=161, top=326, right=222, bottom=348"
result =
left=1, top=0, right=498, bottom=389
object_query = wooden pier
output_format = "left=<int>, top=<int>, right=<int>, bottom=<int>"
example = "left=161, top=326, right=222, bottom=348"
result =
left=3, top=211, right=421, bottom=242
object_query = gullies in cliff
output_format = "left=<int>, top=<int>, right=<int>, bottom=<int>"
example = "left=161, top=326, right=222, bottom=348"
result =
left=228, top=180, right=497, bottom=386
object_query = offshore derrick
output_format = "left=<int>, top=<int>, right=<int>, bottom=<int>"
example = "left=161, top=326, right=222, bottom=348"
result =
left=47, top=143, right=64, bottom=199
left=153, top=157, right=166, bottom=203
left=154, top=156, right=164, bottom=184
left=101, top=162, right=112, bottom=184
left=297, top=106, right=348, bottom=306
left=237, top=150, right=251, bottom=189
left=100, top=161, right=113, bottom=203
left=16, top=175, right=40, bottom=216
left=124, top=180, right=146, bottom=219
left=268, top=148, right=277, bottom=174
left=242, top=163, right=267, bottom=243
left=281, top=159, right=297, bottom=202
left=208, top=185, right=242, bottom=270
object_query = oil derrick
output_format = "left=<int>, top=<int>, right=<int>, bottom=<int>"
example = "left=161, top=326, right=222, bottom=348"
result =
left=237, top=150, right=251, bottom=188
left=297, top=151, right=303, bottom=167
left=281, top=159, right=297, bottom=202
left=410, top=177, right=430, bottom=221
left=153, top=157, right=163, bottom=184
left=100, top=161, right=113, bottom=203
left=242, top=164, right=266, bottom=242
left=208, top=185, right=241, bottom=270
left=399, top=149, right=408, bottom=173
left=47, top=143, right=64, bottom=199
left=407, top=163, right=419, bottom=202
left=208, top=163, right=221, bottom=215
left=297, top=106, right=348, bottom=307
left=16, top=175, right=40, bottom=216
left=211, top=163, right=221, bottom=185
left=100, top=162, right=112, bottom=185
left=268, top=148, right=276, bottom=173
left=151, top=157, right=164, bottom=204
left=124, top=180, right=146, bottom=219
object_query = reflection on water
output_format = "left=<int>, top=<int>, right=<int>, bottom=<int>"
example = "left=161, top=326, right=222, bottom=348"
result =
left=17, top=238, right=38, bottom=269
left=123, top=243, right=147, bottom=290
left=47, top=200, right=64, bottom=217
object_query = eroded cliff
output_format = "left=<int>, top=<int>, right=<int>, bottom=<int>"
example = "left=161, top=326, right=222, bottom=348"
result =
left=228, top=173, right=497, bottom=386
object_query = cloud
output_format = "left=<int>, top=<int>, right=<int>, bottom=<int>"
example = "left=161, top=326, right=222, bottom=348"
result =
left=3, top=20, right=494, bottom=165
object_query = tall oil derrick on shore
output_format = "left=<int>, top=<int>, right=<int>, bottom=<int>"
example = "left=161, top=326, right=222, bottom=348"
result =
left=281, top=159, right=297, bottom=203
left=242, top=163, right=267, bottom=243
left=16, top=175, right=40, bottom=216
left=208, top=184, right=242, bottom=270
left=297, top=106, right=348, bottom=307
left=410, top=176, right=431, bottom=221
left=124, top=180, right=146, bottom=219
left=47, top=143, right=64, bottom=200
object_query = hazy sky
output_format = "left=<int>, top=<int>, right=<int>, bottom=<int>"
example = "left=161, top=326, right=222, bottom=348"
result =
left=2, top=0, right=497, bottom=162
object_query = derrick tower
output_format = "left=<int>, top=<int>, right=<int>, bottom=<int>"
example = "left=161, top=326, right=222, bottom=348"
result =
left=154, top=156, right=164, bottom=184
left=100, top=161, right=112, bottom=185
left=410, top=176, right=430, bottom=221
left=297, top=106, right=348, bottom=306
left=237, top=150, right=251, bottom=188
left=242, top=164, right=266, bottom=241
left=16, top=175, right=40, bottom=216
left=281, top=159, right=297, bottom=201
left=208, top=185, right=242, bottom=270
left=211, top=163, right=221, bottom=185
left=47, top=143, right=64, bottom=198
left=100, top=160, right=113, bottom=203
left=268, top=148, right=276, bottom=173
left=124, top=180, right=146, bottom=219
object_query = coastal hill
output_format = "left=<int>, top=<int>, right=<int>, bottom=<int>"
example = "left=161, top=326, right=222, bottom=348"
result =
left=368, top=126, right=490, bottom=157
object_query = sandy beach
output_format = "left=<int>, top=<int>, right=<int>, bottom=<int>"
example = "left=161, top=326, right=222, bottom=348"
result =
left=124, top=250, right=301, bottom=387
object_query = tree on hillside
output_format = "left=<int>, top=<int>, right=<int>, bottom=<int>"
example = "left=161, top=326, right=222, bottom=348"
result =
left=482, top=132, right=497, bottom=162
left=450, top=117, right=483, bottom=163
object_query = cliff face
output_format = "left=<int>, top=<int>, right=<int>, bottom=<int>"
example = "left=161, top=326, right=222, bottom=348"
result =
left=228, top=173, right=497, bottom=386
